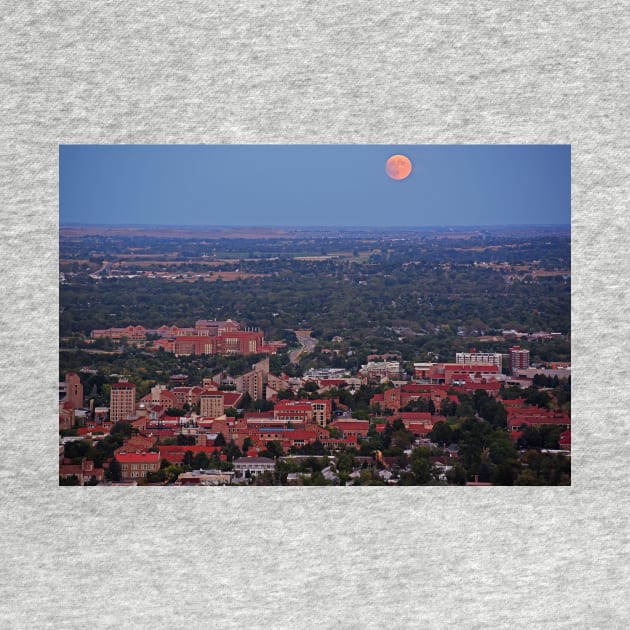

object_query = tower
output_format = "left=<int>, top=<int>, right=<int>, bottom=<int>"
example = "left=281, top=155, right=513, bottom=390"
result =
left=110, top=381, right=136, bottom=422
left=509, top=346, right=530, bottom=375
left=64, top=372, right=83, bottom=409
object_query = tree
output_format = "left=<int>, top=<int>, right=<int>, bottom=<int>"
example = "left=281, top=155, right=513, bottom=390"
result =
left=262, top=440, right=284, bottom=459
left=224, top=440, right=242, bottom=462
left=183, top=450, right=194, bottom=468
left=409, top=447, right=435, bottom=485
left=214, top=432, right=226, bottom=447
left=240, top=393, right=253, bottom=410
left=107, top=458, right=122, bottom=482
left=430, top=421, right=453, bottom=447
left=488, top=430, right=518, bottom=467
left=192, top=452, right=209, bottom=470
left=327, top=426, right=341, bottom=439
left=391, top=429, right=414, bottom=451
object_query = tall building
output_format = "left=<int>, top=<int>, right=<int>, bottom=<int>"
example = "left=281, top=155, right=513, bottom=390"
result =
left=64, top=372, right=83, bottom=409
left=110, top=381, right=136, bottom=422
left=236, top=368, right=266, bottom=401
left=509, top=346, right=530, bottom=375
left=455, top=352, right=503, bottom=370
left=200, top=391, right=225, bottom=418
left=311, top=400, right=332, bottom=427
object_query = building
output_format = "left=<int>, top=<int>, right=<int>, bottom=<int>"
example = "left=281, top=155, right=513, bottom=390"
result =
left=110, top=381, right=136, bottom=422
left=328, top=420, right=370, bottom=441
left=176, top=469, right=235, bottom=485
left=174, top=330, right=264, bottom=356
left=194, top=319, right=241, bottom=335
left=359, top=361, right=401, bottom=383
left=310, top=399, right=332, bottom=427
left=274, top=401, right=314, bottom=423
left=236, top=368, right=266, bottom=400
left=116, top=451, right=161, bottom=480
left=455, top=351, right=503, bottom=370
left=91, top=325, right=147, bottom=341
left=200, top=391, right=225, bottom=418
left=233, top=457, right=275, bottom=478
left=64, top=372, right=83, bottom=409
left=170, top=386, right=203, bottom=409
left=59, top=458, right=105, bottom=484
left=509, top=346, right=530, bottom=374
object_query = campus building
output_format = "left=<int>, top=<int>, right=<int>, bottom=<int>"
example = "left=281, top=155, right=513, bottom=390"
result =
left=509, top=346, right=530, bottom=374
left=200, top=391, right=225, bottom=418
left=110, top=381, right=136, bottom=422
left=455, top=351, right=503, bottom=370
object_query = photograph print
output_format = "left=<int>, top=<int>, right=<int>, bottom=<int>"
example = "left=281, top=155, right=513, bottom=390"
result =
left=59, top=144, right=571, bottom=486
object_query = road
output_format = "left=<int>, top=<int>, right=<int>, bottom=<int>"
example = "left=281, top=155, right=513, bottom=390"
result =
left=289, top=330, right=318, bottom=363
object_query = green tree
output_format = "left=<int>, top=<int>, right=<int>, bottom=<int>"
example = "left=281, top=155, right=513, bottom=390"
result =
left=409, top=447, right=435, bottom=485
left=107, top=458, right=122, bottom=482
left=430, top=421, right=453, bottom=447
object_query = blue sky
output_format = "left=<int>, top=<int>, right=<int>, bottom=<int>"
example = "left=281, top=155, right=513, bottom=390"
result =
left=59, top=145, right=570, bottom=227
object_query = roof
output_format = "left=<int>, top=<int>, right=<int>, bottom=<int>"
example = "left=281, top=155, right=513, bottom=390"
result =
left=329, top=420, right=370, bottom=430
left=158, top=445, right=222, bottom=455
left=116, top=451, right=160, bottom=463
left=274, top=402, right=313, bottom=411
left=401, top=412, right=432, bottom=420
left=222, top=392, right=243, bottom=406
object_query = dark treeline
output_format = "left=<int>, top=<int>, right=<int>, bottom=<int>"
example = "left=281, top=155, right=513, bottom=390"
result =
left=61, top=233, right=570, bottom=348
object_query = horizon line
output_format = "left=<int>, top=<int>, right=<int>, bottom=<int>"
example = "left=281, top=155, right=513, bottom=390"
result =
left=60, top=222, right=571, bottom=229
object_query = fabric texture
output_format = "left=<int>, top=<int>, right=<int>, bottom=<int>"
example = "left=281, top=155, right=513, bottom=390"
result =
left=1, top=1, right=628, bottom=627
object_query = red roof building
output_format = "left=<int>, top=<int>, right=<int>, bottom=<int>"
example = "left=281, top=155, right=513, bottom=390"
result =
left=274, top=401, right=314, bottom=423
left=329, top=420, right=370, bottom=440
left=116, top=451, right=161, bottom=480
left=505, top=405, right=571, bottom=432
left=59, top=458, right=105, bottom=484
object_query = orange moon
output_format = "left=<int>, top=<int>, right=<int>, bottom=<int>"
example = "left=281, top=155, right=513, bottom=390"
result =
left=385, top=154, right=412, bottom=180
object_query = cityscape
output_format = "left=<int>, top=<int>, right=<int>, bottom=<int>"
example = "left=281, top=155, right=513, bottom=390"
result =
left=59, top=145, right=571, bottom=485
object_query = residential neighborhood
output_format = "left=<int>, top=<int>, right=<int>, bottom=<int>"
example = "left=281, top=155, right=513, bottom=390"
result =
left=60, top=325, right=570, bottom=486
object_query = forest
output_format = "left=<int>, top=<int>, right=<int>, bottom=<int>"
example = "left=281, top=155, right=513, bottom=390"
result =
left=60, top=227, right=570, bottom=370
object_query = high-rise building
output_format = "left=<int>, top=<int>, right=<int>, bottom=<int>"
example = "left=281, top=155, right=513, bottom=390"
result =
left=200, top=391, right=225, bottom=418
left=509, top=346, right=530, bottom=374
left=110, top=381, right=136, bottom=422
left=236, top=368, right=266, bottom=401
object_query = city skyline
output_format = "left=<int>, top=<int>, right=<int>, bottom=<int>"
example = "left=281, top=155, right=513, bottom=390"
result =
left=59, top=145, right=571, bottom=228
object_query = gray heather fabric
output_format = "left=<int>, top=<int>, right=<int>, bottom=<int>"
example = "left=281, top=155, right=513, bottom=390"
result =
left=1, top=2, right=628, bottom=628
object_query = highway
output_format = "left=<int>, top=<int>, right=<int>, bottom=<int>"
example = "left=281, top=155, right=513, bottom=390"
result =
left=289, top=330, right=317, bottom=363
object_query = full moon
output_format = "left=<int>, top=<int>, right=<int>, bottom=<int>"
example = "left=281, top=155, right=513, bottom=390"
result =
left=385, top=154, right=412, bottom=180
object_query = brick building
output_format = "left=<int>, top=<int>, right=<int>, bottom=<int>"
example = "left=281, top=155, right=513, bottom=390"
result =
left=200, top=391, right=225, bottom=418
left=509, top=346, right=530, bottom=374
left=116, top=451, right=161, bottom=480
left=110, top=381, right=136, bottom=422
left=174, top=330, right=264, bottom=356
left=63, top=372, right=84, bottom=410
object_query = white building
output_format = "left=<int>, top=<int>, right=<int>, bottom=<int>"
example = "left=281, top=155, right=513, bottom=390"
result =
left=455, top=352, right=503, bottom=370
left=233, top=457, right=275, bottom=478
